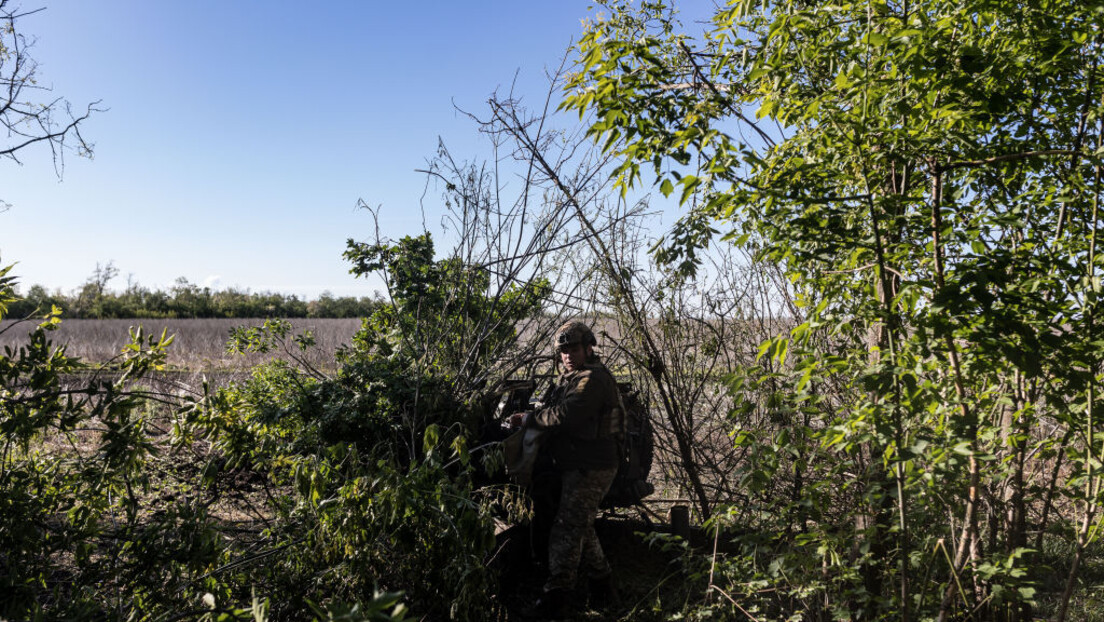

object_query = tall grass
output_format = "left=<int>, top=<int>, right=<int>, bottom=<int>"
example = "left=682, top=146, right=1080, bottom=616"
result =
left=0, top=317, right=361, bottom=372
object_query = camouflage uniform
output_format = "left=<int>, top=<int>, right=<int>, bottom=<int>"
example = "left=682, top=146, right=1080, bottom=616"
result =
left=544, top=464, right=617, bottom=591
left=526, top=336, right=623, bottom=594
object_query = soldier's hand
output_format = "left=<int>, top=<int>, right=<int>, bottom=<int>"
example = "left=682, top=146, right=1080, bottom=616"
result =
left=508, top=412, right=528, bottom=429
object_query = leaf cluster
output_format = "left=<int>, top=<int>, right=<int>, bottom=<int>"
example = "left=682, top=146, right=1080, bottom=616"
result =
left=563, top=0, right=1104, bottom=618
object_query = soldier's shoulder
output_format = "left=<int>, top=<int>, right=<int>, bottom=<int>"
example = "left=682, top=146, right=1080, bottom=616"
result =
left=582, top=363, right=617, bottom=383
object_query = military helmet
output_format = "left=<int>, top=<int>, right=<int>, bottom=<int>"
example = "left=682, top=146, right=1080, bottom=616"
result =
left=555, top=320, right=597, bottom=348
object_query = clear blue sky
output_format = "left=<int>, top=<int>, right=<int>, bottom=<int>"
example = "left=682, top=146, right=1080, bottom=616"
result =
left=0, top=1, right=622, bottom=299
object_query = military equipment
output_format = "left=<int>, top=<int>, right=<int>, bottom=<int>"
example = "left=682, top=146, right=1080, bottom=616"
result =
left=554, top=320, right=598, bottom=349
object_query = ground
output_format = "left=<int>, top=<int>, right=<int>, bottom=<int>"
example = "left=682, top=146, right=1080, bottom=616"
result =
left=493, top=510, right=702, bottom=621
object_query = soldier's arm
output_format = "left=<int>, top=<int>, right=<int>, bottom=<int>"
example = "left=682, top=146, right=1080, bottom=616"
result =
left=527, top=372, right=604, bottom=431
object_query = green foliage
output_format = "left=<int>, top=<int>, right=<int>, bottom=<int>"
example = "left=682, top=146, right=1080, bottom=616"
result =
left=344, top=232, right=550, bottom=407
left=1, top=266, right=182, bottom=619
left=3, top=263, right=505, bottom=620
left=4, top=230, right=547, bottom=619
left=307, top=592, right=410, bottom=622
left=163, top=233, right=548, bottom=619
left=310, top=448, right=499, bottom=619
left=565, top=0, right=1104, bottom=618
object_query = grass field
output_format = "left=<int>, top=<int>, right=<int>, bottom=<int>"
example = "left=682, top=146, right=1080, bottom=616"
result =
left=0, top=317, right=362, bottom=372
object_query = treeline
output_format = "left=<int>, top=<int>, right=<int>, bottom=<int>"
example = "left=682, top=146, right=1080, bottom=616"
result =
left=10, top=276, right=379, bottom=319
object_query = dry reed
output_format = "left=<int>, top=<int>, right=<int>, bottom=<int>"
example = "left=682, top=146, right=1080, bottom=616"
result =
left=0, top=317, right=362, bottom=372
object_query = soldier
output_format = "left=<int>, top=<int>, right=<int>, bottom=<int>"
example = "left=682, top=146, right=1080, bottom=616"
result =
left=513, top=320, right=623, bottom=617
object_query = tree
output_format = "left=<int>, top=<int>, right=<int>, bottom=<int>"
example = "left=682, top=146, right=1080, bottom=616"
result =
left=72, top=260, right=117, bottom=317
left=0, top=0, right=100, bottom=194
left=565, top=0, right=1104, bottom=619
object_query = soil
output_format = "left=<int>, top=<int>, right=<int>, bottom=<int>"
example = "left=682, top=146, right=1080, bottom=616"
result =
left=492, top=511, right=699, bottom=621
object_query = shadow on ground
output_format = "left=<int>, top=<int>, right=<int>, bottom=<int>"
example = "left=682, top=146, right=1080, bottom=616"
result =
left=492, top=513, right=697, bottom=621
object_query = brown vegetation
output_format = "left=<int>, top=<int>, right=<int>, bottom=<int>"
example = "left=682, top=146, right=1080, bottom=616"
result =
left=0, top=317, right=361, bottom=371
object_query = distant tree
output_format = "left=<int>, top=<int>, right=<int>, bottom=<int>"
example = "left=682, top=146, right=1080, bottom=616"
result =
left=6, top=283, right=58, bottom=317
left=308, top=291, right=377, bottom=318
left=72, top=261, right=117, bottom=317
left=0, top=0, right=101, bottom=202
left=167, top=277, right=208, bottom=318
left=13, top=264, right=385, bottom=319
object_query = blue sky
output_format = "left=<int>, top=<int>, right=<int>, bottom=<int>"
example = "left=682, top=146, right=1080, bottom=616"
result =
left=0, top=1, right=622, bottom=298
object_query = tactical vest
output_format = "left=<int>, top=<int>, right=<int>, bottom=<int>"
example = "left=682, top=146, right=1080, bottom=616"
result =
left=546, top=363, right=622, bottom=470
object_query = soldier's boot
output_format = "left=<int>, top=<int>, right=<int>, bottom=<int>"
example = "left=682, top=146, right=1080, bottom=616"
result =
left=525, top=587, right=569, bottom=619
left=588, top=574, right=619, bottom=611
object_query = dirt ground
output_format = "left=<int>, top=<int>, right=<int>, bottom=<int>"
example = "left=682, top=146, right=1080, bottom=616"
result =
left=491, top=510, right=701, bottom=621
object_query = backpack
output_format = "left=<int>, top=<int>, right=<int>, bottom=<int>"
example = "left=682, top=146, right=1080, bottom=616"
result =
left=601, top=383, right=655, bottom=508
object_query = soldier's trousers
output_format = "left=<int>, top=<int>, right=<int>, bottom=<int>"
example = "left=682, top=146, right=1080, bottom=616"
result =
left=544, top=466, right=617, bottom=592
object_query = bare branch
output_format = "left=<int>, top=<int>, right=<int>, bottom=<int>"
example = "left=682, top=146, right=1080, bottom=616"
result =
left=0, top=4, right=101, bottom=185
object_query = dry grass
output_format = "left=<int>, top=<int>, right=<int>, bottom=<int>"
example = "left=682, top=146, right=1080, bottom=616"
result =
left=0, top=317, right=362, bottom=372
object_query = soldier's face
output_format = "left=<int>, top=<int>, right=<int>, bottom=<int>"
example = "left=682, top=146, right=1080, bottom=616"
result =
left=559, top=343, right=589, bottom=371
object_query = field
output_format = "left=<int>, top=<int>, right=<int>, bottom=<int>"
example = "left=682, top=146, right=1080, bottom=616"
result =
left=0, top=317, right=362, bottom=372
